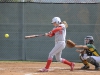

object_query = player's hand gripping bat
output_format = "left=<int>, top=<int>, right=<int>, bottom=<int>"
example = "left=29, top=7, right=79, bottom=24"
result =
left=25, top=34, right=45, bottom=39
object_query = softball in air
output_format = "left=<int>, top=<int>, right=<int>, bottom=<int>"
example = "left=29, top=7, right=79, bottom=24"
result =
left=5, top=34, right=9, bottom=38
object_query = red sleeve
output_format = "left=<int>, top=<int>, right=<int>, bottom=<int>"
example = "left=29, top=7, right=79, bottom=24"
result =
left=48, top=26, right=62, bottom=37
left=48, top=32, right=55, bottom=37
left=51, top=26, right=62, bottom=33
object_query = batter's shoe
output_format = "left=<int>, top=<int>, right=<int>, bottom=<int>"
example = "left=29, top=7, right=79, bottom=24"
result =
left=39, top=68, right=49, bottom=72
left=81, top=65, right=90, bottom=70
left=70, top=62, right=75, bottom=71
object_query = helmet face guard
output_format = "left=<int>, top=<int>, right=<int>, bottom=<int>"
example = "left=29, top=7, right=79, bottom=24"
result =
left=51, top=17, right=61, bottom=24
left=84, top=36, right=94, bottom=45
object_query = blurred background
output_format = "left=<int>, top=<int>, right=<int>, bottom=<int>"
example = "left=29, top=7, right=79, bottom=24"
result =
left=0, top=0, right=100, bottom=62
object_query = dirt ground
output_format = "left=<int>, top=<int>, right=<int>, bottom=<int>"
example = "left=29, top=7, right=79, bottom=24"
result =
left=0, top=61, right=100, bottom=75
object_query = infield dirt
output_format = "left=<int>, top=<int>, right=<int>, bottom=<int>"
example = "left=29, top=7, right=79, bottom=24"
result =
left=0, top=61, right=99, bottom=75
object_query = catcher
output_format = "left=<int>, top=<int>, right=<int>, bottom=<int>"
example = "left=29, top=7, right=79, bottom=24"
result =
left=67, top=36, right=100, bottom=70
left=76, top=36, right=99, bottom=69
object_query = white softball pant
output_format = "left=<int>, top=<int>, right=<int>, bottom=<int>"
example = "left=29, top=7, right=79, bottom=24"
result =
left=82, top=54, right=100, bottom=63
left=91, top=56, right=100, bottom=63
left=48, top=41, right=66, bottom=62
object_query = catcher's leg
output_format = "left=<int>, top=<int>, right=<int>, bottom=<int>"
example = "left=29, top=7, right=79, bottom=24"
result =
left=87, top=56, right=100, bottom=70
left=79, top=53, right=90, bottom=69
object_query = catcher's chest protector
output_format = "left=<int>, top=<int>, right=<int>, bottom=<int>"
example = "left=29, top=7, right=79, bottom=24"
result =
left=86, top=50, right=93, bottom=56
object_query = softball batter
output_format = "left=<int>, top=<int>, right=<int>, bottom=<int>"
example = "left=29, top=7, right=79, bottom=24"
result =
left=39, top=17, right=75, bottom=72
left=75, top=36, right=100, bottom=70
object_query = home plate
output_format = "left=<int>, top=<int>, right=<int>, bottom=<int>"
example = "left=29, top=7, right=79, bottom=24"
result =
left=33, top=73, right=39, bottom=74
left=25, top=73, right=40, bottom=75
left=25, top=73, right=32, bottom=75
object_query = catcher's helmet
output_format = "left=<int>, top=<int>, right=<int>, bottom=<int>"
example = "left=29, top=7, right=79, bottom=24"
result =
left=84, top=36, right=94, bottom=44
left=51, top=17, right=61, bottom=24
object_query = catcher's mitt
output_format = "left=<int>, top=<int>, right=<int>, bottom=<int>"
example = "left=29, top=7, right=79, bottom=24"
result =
left=66, top=40, right=76, bottom=48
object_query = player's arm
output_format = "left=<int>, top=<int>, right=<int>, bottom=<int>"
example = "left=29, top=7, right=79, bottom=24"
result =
left=76, top=49, right=86, bottom=53
left=76, top=49, right=84, bottom=53
left=75, top=45, right=88, bottom=49
left=45, top=32, right=55, bottom=37
left=51, top=26, right=62, bottom=33
left=45, top=26, right=62, bottom=37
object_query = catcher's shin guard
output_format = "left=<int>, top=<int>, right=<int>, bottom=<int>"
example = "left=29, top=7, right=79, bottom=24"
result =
left=87, top=57, right=100, bottom=70
left=79, top=53, right=90, bottom=69
left=81, top=60, right=90, bottom=69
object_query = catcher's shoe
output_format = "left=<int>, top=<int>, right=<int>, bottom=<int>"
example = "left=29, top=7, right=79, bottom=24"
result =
left=39, top=68, right=49, bottom=72
left=70, top=62, right=75, bottom=71
left=81, top=65, right=90, bottom=70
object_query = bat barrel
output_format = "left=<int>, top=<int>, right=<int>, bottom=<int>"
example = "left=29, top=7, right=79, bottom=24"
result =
left=25, top=34, right=45, bottom=39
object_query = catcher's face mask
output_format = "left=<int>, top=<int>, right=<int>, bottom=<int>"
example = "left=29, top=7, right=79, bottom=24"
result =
left=84, top=39, right=89, bottom=45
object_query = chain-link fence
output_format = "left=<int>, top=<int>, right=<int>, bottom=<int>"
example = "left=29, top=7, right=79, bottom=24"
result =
left=0, top=1, right=100, bottom=62
left=0, top=0, right=100, bottom=3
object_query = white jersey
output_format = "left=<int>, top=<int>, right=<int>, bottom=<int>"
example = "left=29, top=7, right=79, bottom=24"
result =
left=53, top=24, right=66, bottom=42
left=48, top=23, right=66, bottom=61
